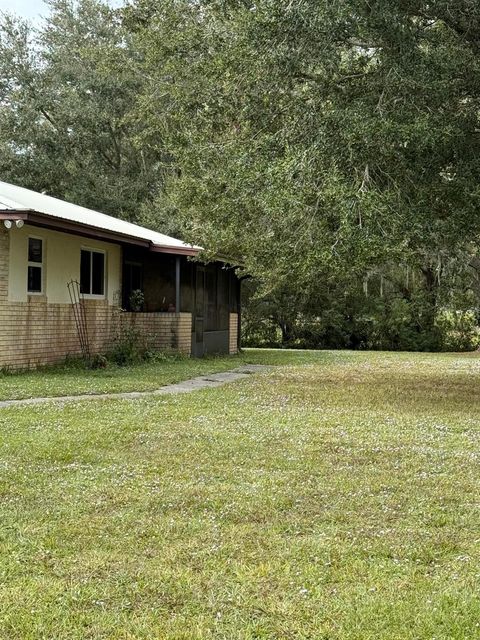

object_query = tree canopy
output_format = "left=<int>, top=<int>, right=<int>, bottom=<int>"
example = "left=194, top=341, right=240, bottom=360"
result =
left=2, top=0, right=480, bottom=348
left=0, top=0, right=169, bottom=221
left=132, top=1, right=480, bottom=273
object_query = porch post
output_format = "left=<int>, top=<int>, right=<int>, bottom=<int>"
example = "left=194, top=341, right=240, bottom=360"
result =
left=175, top=256, right=181, bottom=312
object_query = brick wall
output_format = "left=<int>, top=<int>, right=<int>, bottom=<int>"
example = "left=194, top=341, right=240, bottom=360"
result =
left=120, top=312, right=192, bottom=355
left=0, top=301, right=193, bottom=370
left=0, top=297, right=115, bottom=369
left=229, top=313, right=239, bottom=354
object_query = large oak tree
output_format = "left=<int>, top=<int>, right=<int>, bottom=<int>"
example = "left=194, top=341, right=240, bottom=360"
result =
left=132, top=1, right=480, bottom=320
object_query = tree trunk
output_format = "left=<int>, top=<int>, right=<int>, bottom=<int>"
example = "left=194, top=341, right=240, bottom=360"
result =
left=280, top=321, right=293, bottom=345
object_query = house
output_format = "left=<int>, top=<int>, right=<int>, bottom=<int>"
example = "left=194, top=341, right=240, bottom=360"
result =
left=0, top=181, right=241, bottom=369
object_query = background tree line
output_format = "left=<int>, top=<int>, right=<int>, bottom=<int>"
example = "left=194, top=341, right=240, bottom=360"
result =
left=2, top=0, right=480, bottom=350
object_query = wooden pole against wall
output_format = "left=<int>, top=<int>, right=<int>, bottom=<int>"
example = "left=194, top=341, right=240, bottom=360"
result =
left=175, top=256, right=181, bottom=312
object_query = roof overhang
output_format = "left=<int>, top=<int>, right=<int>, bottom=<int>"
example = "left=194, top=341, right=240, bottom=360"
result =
left=0, top=209, right=200, bottom=257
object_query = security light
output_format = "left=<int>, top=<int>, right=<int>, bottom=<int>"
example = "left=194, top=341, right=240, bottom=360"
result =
left=15, top=219, right=24, bottom=229
left=3, top=220, right=12, bottom=229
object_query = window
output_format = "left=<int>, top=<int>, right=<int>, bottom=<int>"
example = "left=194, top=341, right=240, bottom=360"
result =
left=80, top=249, right=105, bottom=296
left=27, top=237, right=43, bottom=293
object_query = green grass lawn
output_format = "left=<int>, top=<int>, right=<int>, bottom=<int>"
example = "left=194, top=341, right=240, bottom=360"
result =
left=0, top=348, right=330, bottom=401
left=1, top=349, right=480, bottom=638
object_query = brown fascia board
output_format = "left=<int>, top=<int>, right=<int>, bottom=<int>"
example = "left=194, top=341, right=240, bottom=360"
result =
left=0, top=210, right=149, bottom=248
left=0, top=210, right=200, bottom=256
left=150, top=243, right=199, bottom=257
left=0, top=210, right=29, bottom=219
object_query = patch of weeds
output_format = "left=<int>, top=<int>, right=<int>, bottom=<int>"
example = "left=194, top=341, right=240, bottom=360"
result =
left=107, top=325, right=148, bottom=366
left=144, top=349, right=188, bottom=363
left=62, top=354, right=91, bottom=370
left=89, top=354, right=108, bottom=369
left=107, top=325, right=186, bottom=366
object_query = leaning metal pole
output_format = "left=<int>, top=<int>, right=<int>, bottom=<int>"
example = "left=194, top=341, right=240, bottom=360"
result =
left=67, top=279, right=91, bottom=361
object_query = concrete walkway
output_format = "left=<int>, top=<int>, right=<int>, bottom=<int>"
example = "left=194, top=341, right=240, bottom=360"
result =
left=0, top=365, right=270, bottom=409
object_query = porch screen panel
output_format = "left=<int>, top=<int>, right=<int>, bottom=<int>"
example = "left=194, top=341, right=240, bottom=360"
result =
left=205, top=267, right=217, bottom=331
left=217, top=268, right=229, bottom=331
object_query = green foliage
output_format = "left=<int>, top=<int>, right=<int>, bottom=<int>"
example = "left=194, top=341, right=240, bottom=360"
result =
left=89, top=353, right=108, bottom=369
left=3, top=2, right=480, bottom=347
left=107, top=322, right=188, bottom=366
left=128, top=288, right=145, bottom=312
left=129, top=0, right=480, bottom=346
left=130, top=0, right=480, bottom=284
left=143, top=348, right=187, bottom=363
left=243, top=264, right=480, bottom=352
left=107, top=324, right=149, bottom=365
left=0, top=0, right=168, bottom=222
left=437, top=310, right=480, bottom=352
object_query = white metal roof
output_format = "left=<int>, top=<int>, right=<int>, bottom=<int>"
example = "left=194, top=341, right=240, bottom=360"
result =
left=0, top=180, right=197, bottom=252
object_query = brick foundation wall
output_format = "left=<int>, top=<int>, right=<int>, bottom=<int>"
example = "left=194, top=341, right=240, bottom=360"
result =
left=0, top=302, right=193, bottom=370
left=120, top=312, right=192, bottom=355
left=229, top=313, right=239, bottom=354
left=0, top=297, right=116, bottom=369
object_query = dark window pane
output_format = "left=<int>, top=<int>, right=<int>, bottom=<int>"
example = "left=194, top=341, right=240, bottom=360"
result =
left=28, top=238, right=42, bottom=263
left=92, top=252, right=105, bottom=295
left=28, top=266, right=42, bottom=293
left=80, top=250, right=91, bottom=294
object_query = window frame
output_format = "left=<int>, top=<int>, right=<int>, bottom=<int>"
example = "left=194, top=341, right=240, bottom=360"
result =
left=27, top=236, right=44, bottom=295
left=80, top=247, right=107, bottom=299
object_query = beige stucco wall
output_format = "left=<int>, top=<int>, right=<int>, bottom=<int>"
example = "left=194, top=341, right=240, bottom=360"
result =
left=8, top=224, right=121, bottom=304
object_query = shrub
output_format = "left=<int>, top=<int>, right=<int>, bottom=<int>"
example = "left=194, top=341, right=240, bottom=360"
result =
left=129, top=289, right=145, bottom=312
left=108, top=323, right=187, bottom=366
left=90, top=354, right=108, bottom=369
left=108, top=325, right=148, bottom=365
left=242, top=293, right=480, bottom=352
left=437, top=309, right=480, bottom=352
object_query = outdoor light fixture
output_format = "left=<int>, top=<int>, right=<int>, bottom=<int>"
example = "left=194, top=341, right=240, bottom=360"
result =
left=2, top=219, right=24, bottom=230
